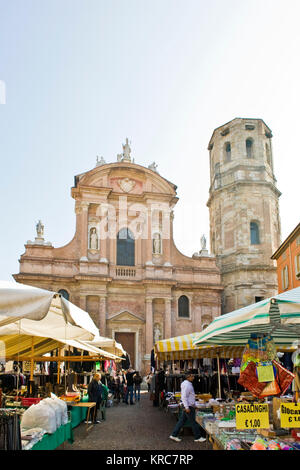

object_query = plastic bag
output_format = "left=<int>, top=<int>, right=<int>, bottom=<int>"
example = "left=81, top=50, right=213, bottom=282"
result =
left=42, top=398, right=62, bottom=428
left=21, top=401, right=57, bottom=434
left=50, top=393, right=68, bottom=425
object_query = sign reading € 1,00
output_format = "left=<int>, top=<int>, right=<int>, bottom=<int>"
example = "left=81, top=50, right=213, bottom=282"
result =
left=235, top=403, right=270, bottom=430
left=280, top=403, right=300, bottom=428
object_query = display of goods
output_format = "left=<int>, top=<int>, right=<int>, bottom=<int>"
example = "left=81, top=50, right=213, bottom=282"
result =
left=21, top=397, right=42, bottom=407
left=258, top=379, right=281, bottom=398
left=238, top=362, right=266, bottom=397
left=60, top=395, right=80, bottom=402
left=273, top=360, right=295, bottom=395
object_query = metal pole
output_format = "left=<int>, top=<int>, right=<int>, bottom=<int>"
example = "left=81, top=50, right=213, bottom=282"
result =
left=217, top=354, right=221, bottom=399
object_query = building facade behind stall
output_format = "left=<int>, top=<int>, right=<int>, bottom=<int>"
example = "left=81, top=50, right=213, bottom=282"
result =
left=14, top=140, right=222, bottom=374
left=271, top=222, right=300, bottom=293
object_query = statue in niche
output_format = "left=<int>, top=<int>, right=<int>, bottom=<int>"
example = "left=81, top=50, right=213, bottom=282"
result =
left=153, top=233, right=162, bottom=254
left=36, top=220, right=44, bottom=238
left=154, top=323, right=162, bottom=343
left=89, top=227, right=99, bottom=250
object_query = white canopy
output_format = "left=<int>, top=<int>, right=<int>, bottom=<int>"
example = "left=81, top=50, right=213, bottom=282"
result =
left=0, top=281, right=98, bottom=342
left=85, top=335, right=126, bottom=357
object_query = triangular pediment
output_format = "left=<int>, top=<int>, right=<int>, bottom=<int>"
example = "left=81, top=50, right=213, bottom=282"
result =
left=108, top=310, right=145, bottom=323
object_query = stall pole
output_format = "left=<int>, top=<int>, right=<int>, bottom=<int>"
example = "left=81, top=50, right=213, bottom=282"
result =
left=57, top=349, right=61, bottom=385
left=30, top=337, right=34, bottom=381
left=29, top=337, right=35, bottom=395
left=217, top=354, right=221, bottom=399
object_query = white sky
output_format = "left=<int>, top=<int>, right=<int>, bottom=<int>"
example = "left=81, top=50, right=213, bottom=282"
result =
left=0, top=0, right=299, bottom=281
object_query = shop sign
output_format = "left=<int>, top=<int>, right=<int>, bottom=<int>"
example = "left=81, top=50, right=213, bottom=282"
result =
left=235, top=403, right=269, bottom=429
left=280, top=403, right=300, bottom=428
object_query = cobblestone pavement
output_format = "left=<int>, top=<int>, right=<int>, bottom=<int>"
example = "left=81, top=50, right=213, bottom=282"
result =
left=61, top=391, right=212, bottom=450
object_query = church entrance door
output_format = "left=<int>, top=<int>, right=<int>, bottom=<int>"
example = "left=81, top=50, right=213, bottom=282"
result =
left=115, top=332, right=135, bottom=369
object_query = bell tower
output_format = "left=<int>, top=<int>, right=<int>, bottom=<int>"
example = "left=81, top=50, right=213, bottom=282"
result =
left=207, top=118, right=281, bottom=313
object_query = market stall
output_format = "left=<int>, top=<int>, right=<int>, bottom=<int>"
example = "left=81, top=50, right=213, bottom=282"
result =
left=190, top=287, right=300, bottom=450
left=0, top=281, right=123, bottom=449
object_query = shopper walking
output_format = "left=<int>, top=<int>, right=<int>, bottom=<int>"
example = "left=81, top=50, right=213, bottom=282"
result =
left=145, top=372, right=153, bottom=392
left=87, top=373, right=103, bottom=424
left=133, top=371, right=142, bottom=402
left=169, top=372, right=206, bottom=443
left=124, top=367, right=136, bottom=405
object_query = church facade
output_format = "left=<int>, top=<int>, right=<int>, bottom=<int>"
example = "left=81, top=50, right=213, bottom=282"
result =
left=14, top=139, right=222, bottom=373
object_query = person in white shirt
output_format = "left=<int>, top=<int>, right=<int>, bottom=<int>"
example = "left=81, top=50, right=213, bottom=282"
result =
left=169, top=372, right=206, bottom=443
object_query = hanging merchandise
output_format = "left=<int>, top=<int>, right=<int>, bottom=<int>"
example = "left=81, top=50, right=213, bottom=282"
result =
left=238, top=334, right=295, bottom=398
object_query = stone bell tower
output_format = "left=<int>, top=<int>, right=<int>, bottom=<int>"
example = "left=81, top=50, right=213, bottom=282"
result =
left=207, top=118, right=281, bottom=313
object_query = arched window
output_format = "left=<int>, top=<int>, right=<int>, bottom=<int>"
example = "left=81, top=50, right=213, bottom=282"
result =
left=117, top=228, right=135, bottom=266
left=225, top=142, right=231, bottom=162
left=58, top=289, right=69, bottom=301
left=250, top=222, right=260, bottom=245
left=246, top=138, right=253, bottom=158
left=178, top=295, right=189, bottom=318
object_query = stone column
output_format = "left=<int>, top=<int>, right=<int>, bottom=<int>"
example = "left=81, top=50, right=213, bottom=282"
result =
left=79, top=294, right=87, bottom=312
left=80, top=202, right=89, bottom=261
left=98, top=296, right=107, bottom=336
left=145, top=298, right=153, bottom=354
left=145, top=209, right=153, bottom=265
left=163, top=209, right=172, bottom=266
left=164, top=298, right=172, bottom=339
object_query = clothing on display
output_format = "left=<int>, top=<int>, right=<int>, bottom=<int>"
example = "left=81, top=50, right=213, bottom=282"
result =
left=0, top=410, right=22, bottom=450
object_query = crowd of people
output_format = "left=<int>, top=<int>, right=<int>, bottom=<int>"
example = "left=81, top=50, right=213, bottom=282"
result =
left=87, top=368, right=152, bottom=423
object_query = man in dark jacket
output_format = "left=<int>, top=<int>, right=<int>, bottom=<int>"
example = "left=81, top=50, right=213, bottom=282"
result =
left=124, top=367, right=136, bottom=405
left=88, top=373, right=103, bottom=423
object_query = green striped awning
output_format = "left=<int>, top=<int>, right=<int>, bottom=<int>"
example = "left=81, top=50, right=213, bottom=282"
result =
left=192, top=287, right=300, bottom=349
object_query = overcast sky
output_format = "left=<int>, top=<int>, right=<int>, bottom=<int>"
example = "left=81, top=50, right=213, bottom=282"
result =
left=0, top=0, right=299, bottom=282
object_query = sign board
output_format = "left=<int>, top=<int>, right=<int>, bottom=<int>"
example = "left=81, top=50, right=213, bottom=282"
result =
left=235, top=403, right=270, bottom=429
left=280, top=403, right=300, bottom=428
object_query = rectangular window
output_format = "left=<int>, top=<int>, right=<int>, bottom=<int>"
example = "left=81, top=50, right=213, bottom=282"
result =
left=282, top=266, right=289, bottom=290
left=297, top=236, right=300, bottom=246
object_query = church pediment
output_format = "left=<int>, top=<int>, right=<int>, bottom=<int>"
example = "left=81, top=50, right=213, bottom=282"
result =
left=107, top=310, right=145, bottom=323
left=75, top=162, right=177, bottom=197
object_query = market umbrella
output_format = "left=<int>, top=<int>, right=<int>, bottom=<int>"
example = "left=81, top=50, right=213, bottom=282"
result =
left=84, top=335, right=126, bottom=357
left=0, top=281, right=99, bottom=342
left=154, top=332, right=245, bottom=361
left=192, top=287, right=300, bottom=349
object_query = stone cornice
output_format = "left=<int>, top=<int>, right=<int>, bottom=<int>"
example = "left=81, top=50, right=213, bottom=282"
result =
left=207, top=179, right=281, bottom=206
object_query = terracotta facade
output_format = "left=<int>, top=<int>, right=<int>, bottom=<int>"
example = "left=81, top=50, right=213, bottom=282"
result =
left=14, top=146, right=222, bottom=374
left=271, top=223, right=300, bottom=293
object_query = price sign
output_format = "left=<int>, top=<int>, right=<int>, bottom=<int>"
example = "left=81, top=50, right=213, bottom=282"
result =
left=235, top=403, right=269, bottom=430
left=280, top=403, right=300, bottom=428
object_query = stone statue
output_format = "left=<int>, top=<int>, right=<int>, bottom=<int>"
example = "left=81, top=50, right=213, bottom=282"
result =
left=148, top=162, right=158, bottom=172
left=96, top=155, right=106, bottom=166
left=153, top=233, right=162, bottom=254
left=201, top=234, right=207, bottom=250
left=89, top=227, right=98, bottom=250
left=122, top=138, right=131, bottom=161
left=154, top=324, right=162, bottom=343
left=36, top=220, right=44, bottom=238
left=117, top=153, right=122, bottom=162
